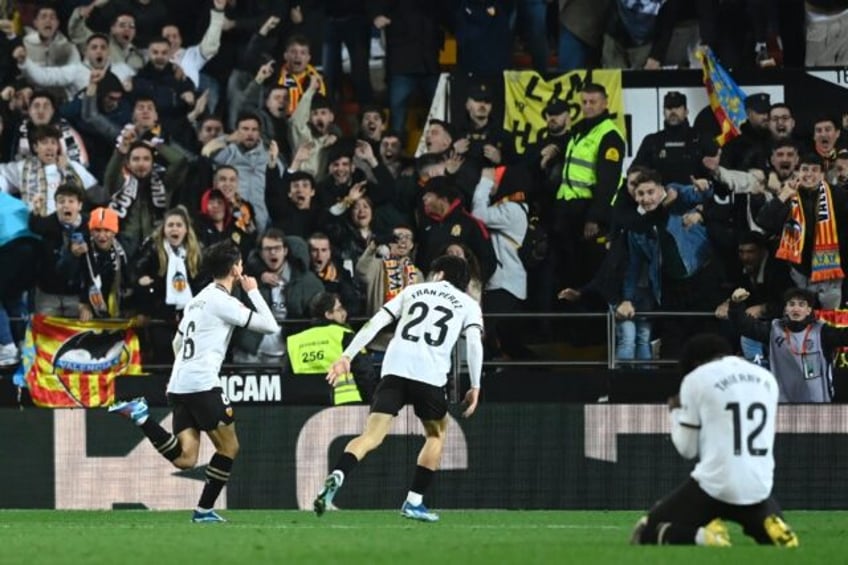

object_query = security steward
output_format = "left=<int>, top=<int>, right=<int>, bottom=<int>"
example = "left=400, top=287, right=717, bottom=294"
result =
left=285, top=292, right=376, bottom=405
left=454, top=82, right=516, bottom=168
left=555, top=82, right=625, bottom=289
left=632, top=91, right=703, bottom=184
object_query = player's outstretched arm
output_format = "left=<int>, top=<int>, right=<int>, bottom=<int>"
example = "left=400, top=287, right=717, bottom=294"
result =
left=463, top=326, right=483, bottom=417
left=326, top=308, right=395, bottom=386
left=326, top=356, right=351, bottom=386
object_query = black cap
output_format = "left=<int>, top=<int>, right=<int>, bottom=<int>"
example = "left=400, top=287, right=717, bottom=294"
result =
left=745, top=92, right=771, bottom=114
left=799, top=152, right=824, bottom=167
left=207, top=188, right=227, bottom=201
left=543, top=98, right=569, bottom=116
left=311, top=93, right=332, bottom=112
left=837, top=148, right=848, bottom=160
left=467, top=83, right=493, bottom=103
left=663, top=91, right=687, bottom=109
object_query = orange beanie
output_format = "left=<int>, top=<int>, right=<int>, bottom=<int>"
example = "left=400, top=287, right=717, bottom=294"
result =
left=88, top=207, right=120, bottom=233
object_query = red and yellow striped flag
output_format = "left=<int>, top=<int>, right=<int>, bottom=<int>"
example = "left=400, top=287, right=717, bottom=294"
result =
left=24, top=315, right=143, bottom=407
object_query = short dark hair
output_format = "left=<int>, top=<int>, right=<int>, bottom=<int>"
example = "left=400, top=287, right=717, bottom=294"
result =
left=55, top=183, right=86, bottom=202
left=30, top=90, right=56, bottom=109
left=285, top=34, right=310, bottom=50
left=133, top=95, right=157, bottom=109
left=86, top=33, right=110, bottom=46
left=782, top=287, right=817, bottom=308
left=737, top=231, right=768, bottom=248
left=625, top=164, right=652, bottom=177
left=768, top=102, right=792, bottom=116
left=678, top=333, right=732, bottom=378
left=203, top=239, right=242, bottom=279
left=287, top=170, right=314, bottom=188
left=799, top=152, right=824, bottom=167
left=214, top=164, right=238, bottom=178
left=147, top=36, right=171, bottom=48
left=259, top=227, right=286, bottom=246
left=416, top=152, right=446, bottom=175
left=111, top=11, right=135, bottom=25
left=200, top=114, right=224, bottom=127
left=207, top=188, right=227, bottom=202
left=34, top=4, right=59, bottom=19
left=427, top=119, right=455, bottom=139
left=813, top=114, right=840, bottom=130
left=633, top=169, right=663, bottom=188
left=581, top=83, right=607, bottom=97
left=309, top=291, right=340, bottom=319
left=127, top=140, right=155, bottom=159
left=430, top=254, right=470, bottom=292
left=308, top=231, right=331, bottom=243
left=359, top=105, right=384, bottom=121
left=772, top=139, right=799, bottom=153
left=31, top=124, right=61, bottom=145
left=236, top=111, right=262, bottom=128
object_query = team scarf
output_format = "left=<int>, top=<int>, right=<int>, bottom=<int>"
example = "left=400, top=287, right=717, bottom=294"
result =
left=21, top=158, right=82, bottom=216
left=776, top=182, right=844, bottom=282
left=164, top=244, right=192, bottom=309
left=109, top=169, right=168, bottom=219
left=276, top=64, right=323, bottom=115
left=382, top=258, right=419, bottom=302
left=316, top=262, right=339, bottom=283
left=84, top=239, right=127, bottom=317
left=17, top=120, right=86, bottom=166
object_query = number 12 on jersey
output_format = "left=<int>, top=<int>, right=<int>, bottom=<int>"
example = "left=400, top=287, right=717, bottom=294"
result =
left=726, top=401, right=768, bottom=457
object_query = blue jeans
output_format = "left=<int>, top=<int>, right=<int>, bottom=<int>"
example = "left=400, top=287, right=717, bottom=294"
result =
left=0, top=296, right=26, bottom=345
left=322, top=15, right=373, bottom=104
left=513, top=0, right=549, bottom=71
left=616, top=318, right=653, bottom=361
left=388, top=73, right=439, bottom=138
left=198, top=72, right=221, bottom=115
left=0, top=305, right=11, bottom=345
left=557, top=25, right=591, bottom=72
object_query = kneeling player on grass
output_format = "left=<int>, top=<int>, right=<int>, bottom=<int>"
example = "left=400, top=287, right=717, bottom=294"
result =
left=631, top=333, right=799, bottom=547
left=314, top=255, right=483, bottom=522
left=109, top=240, right=278, bottom=523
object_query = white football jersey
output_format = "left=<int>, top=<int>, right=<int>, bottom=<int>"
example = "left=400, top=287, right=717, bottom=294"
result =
left=380, top=280, right=483, bottom=387
left=675, top=355, right=779, bottom=505
left=167, top=283, right=252, bottom=394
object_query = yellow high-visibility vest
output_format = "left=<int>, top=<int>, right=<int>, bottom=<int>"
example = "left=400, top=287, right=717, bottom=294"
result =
left=287, top=325, right=362, bottom=405
left=558, top=119, right=624, bottom=201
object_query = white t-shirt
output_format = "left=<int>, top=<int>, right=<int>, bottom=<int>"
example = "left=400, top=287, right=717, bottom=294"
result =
left=380, top=280, right=483, bottom=387
left=167, top=283, right=252, bottom=394
left=673, top=355, right=778, bottom=505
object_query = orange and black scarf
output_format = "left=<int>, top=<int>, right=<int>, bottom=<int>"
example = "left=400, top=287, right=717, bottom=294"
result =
left=776, top=182, right=844, bottom=282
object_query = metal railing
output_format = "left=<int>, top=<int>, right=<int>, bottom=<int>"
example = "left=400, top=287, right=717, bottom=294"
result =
left=7, top=309, right=719, bottom=373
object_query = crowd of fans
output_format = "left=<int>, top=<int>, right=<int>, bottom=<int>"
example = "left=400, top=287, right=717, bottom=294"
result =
left=1, top=0, right=848, bottom=392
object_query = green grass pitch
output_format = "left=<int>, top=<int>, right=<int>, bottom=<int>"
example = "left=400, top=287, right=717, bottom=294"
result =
left=0, top=510, right=843, bottom=564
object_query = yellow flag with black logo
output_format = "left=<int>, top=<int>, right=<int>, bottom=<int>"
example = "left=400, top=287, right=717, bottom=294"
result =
left=502, top=70, right=625, bottom=155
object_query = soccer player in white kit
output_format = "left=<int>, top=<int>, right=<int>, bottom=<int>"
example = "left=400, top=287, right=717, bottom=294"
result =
left=313, top=255, right=484, bottom=522
left=109, top=240, right=278, bottom=523
left=632, top=333, right=799, bottom=547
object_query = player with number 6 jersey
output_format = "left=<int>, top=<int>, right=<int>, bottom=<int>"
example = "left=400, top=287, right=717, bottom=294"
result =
left=313, top=255, right=484, bottom=522
left=631, top=334, right=799, bottom=548
left=108, top=240, right=278, bottom=523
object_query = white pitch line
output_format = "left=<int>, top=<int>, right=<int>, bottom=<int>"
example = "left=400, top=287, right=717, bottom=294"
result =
left=0, top=523, right=624, bottom=530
